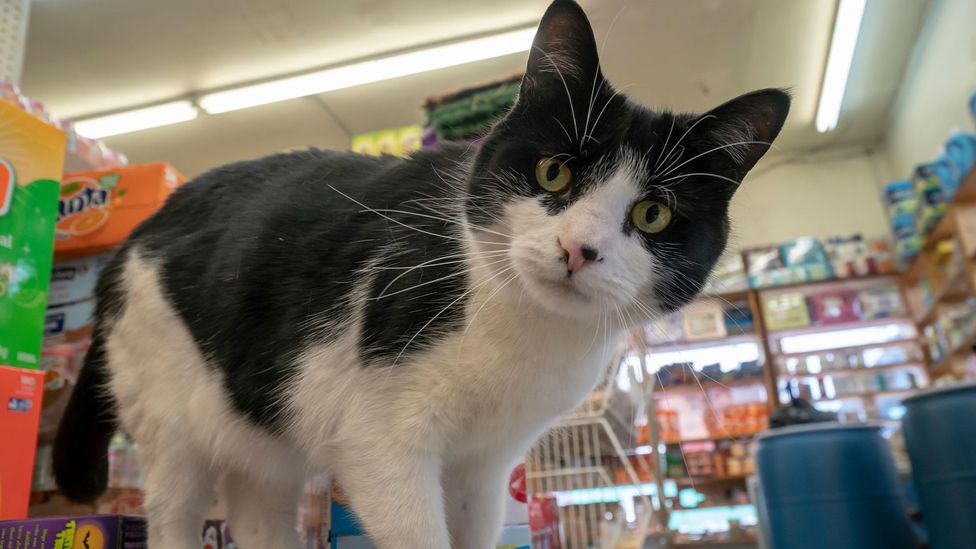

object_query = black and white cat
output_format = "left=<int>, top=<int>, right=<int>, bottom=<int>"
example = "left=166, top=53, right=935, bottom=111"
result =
left=53, top=1, right=789, bottom=547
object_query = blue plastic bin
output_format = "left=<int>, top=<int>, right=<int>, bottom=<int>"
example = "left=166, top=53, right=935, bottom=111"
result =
left=902, top=382, right=976, bottom=549
left=756, top=423, right=915, bottom=549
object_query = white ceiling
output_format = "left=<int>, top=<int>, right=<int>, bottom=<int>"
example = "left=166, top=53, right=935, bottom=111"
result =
left=22, top=0, right=929, bottom=177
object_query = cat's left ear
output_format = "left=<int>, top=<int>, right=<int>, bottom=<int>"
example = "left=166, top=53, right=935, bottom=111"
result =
left=521, top=0, right=603, bottom=99
left=695, top=88, right=792, bottom=177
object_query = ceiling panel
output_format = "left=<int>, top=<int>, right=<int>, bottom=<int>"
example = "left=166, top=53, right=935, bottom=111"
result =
left=22, top=0, right=929, bottom=177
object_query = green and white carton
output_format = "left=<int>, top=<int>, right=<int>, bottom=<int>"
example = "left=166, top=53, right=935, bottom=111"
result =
left=0, top=100, right=66, bottom=369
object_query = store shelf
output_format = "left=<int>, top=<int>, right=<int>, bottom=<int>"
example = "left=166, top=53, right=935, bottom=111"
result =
left=778, top=362, right=927, bottom=379
left=646, top=332, right=761, bottom=353
left=754, top=273, right=898, bottom=294
left=930, top=330, right=976, bottom=374
left=652, top=377, right=767, bottom=395
left=663, top=433, right=762, bottom=445
left=671, top=474, right=751, bottom=485
left=924, top=168, right=976, bottom=249
left=773, top=337, right=920, bottom=358
left=672, top=501, right=755, bottom=512
left=905, top=167, right=976, bottom=281
left=766, top=315, right=915, bottom=339
left=915, top=268, right=971, bottom=325
left=674, top=536, right=758, bottom=547
left=701, top=288, right=753, bottom=302
left=812, top=388, right=917, bottom=401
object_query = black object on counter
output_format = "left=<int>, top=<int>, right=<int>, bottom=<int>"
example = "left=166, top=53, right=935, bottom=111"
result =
left=768, top=396, right=838, bottom=428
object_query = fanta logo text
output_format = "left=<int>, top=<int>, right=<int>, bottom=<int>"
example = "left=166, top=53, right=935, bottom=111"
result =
left=58, top=186, right=109, bottom=221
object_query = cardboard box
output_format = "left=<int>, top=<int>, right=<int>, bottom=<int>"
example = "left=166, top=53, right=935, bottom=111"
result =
left=0, top=365, right=44, bottom=520
left=0, top=100, right=66, bottom=370
left=43, top=299, right=96, bottom=344
left=55, top=163, right=185, bottom=258
left=0, top=515, right=146, bottom=548
left=48, top=252, right=113, bottom=308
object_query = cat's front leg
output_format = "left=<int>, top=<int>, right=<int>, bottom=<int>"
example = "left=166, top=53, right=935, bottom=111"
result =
left=444, top=458, right=508, bottom=549
left=334, top=444, right=450, bottom=549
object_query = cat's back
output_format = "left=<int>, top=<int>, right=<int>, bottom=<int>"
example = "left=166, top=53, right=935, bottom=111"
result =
left=132, top=148, right=398, bottom=247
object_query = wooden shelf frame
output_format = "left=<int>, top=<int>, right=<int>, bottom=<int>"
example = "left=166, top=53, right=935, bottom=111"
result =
left=901, top=166, right=976, bottom=381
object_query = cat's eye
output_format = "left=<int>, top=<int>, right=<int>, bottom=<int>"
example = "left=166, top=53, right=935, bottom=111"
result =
left=535, top=157, right=572, bottom=193
left=631, top=201, right=672, bottom=234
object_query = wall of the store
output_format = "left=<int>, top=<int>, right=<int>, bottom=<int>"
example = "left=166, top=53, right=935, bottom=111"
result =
left=729, top=148, right=889, bottom=250
left=882, top=0, right=976, bottom=178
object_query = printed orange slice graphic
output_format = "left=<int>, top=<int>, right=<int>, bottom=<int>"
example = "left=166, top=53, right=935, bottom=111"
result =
left=0, top=158, right=14, bottom=216
left=69, top=208, right=110, bottom=236
left=76, top=524, right=106, bottom=549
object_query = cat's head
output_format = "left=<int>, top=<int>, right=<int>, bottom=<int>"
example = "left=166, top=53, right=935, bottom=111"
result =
left=465, top=0, right=789, bottom=320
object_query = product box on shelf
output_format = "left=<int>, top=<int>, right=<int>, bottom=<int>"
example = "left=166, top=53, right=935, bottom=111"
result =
left=702, top=251, right=749, bottom=294
left=528, top=495, right=561, bottom=549
left=761, top=292, right=811, bottom=331
left=0, top=514, right=146, bottom=548
left=858, top=285, right=905, bottom=320
left=743, top=238, right=832, bottom=288
left=43, top=298, right=96, bottom=344
left=351, top=125, right=422, bottom=157
left=682, top=302, right=727, bottom=340
left=810, top=290, right=860, bottom=325
left=55, top=162, right=185, bottom=258
left=0, top=365, right=44, bottom=520
left=0, top=100, right=67, bottom=370
left=48, top=252, right=113, bottom=308
left=913, top=163, right=946, bottom=234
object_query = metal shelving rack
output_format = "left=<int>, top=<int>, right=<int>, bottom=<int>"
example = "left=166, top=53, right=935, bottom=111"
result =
left=525, top=336, right=659, bottom=549
left=758, top=275, right=928, bottom=424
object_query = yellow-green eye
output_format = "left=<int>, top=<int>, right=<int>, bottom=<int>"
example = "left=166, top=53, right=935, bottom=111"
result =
left=535, top=157, right=572, bottom=193
left=631, top=201, right=672, bottom=233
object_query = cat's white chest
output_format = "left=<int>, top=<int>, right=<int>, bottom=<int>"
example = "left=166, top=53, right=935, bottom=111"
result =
left=422, top=304, right=618, bottom=458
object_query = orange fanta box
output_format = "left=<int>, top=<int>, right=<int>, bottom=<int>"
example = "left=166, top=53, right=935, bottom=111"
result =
left=55, top=162, right=185, bottom=258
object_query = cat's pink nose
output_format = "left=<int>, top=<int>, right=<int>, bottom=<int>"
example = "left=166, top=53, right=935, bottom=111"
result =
left=559, top=237, right=600, bottom=276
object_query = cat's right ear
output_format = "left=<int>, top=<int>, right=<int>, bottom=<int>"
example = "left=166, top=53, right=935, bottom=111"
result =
left=521, top=0, right=603, bottom=98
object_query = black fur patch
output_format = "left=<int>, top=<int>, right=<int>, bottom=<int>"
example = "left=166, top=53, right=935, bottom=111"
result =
left=130, top=147, right=473, bottom=429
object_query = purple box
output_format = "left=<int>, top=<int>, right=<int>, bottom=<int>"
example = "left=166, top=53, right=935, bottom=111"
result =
left=0, top=515, right=146, bottom=548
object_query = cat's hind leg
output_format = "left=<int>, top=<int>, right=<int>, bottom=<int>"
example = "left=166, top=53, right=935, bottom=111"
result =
left=222, top=469, right=303, bottom=549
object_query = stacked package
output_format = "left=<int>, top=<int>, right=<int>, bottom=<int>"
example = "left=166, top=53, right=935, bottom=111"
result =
left=423, top=74, right=521, bottom=145
left=0, top=515, right=146, bottom=548
left=0, top=99, right=66, bottom=520
left=884, top=131, right=976, bottom=266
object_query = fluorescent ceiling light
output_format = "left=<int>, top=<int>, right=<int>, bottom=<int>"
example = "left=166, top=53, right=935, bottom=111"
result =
left=815, top=0, right=866, bottom=133
left=199, top=27, right=536, bottom=114
left=74, top=101, right=199, bottom=139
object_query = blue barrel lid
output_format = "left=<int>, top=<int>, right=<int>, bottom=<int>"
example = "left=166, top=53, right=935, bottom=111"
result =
left=902, top=380, right=976, bottom=404
left=756, top=421, right=883, bottom=442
